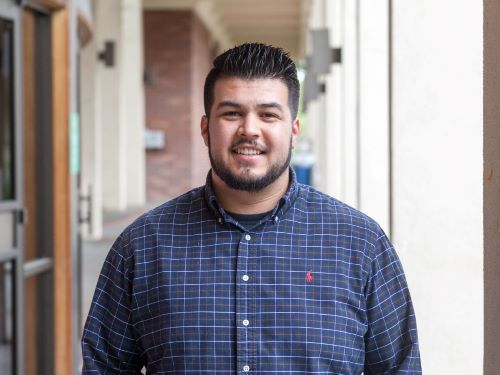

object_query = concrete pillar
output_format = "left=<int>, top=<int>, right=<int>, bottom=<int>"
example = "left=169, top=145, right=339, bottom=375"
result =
left=94, top=0, right=145, bottom=211
left=340, top=0, right=361, bottom=209
left=392, top=1, right=483, bottom=372
left=96, top=0, right=127, bottom=211
left=323, top=0, right=344, bottom=201
left=307, top=98, right=326, bottom=190
left=308, top=0, right=360, bottom=209
left=306, top=0, right=327, bottom=192
left=358, top=0, right=390, bottom=233
left=122, top=0, right=146, bottom=206
left=80, top=36, right=103, bottom=238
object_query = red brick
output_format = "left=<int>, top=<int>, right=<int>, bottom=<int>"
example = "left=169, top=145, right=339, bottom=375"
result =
left=144, top=10, right=212, bottom=202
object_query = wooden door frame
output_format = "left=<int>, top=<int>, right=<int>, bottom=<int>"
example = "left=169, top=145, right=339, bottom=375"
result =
left=50, top=6, right=73, bottom=375
left=23, top=1, right=72, bottom=374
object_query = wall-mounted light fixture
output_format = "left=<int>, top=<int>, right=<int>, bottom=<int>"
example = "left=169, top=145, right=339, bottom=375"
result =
left=309, top=29, right=342, bottom=74
left=97, top=41, right=115, bottom=67
left=303, top=29, right=342, bottom=109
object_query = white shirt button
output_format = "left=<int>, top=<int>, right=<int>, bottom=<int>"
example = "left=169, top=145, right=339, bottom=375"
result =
left=243, top=365, right=250, bottom=372
left=245, top=234, right=251, bottom=241
left=242, top=319, right=249, bottom=326
left=242, top=274, right=249, bottom=282
left=274, top=216, right=279, bottom=222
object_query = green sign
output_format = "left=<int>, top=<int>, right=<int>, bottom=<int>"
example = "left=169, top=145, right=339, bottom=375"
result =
left=69, top=112, right=80, bottom=175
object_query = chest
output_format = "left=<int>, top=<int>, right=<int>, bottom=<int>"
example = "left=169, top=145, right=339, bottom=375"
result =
left=132, top=228, right=368, bottom=372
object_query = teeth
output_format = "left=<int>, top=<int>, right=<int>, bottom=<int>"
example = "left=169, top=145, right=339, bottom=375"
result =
left=236, top=148, right=261, bottom=155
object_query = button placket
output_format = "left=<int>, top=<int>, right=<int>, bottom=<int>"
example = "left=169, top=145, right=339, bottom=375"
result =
left=246, top=233, right=257, bottom=373
left=236, top=233, right=251, bottom=374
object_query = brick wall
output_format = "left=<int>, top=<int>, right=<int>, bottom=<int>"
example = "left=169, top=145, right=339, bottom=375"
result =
left=143, top=10, right=212, bottom=202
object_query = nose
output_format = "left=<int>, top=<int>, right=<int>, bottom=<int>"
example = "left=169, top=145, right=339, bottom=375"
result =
left=238, top=113, right=261, bottom=138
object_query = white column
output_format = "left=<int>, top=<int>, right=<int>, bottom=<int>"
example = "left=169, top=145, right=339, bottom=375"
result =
left=307, top=98, right=326, bottom=190
left=122, top=0, right=146, bottom=206
left=323, top=0, right=343, bottom=200
left=306, top=0, right=327, bottom=192
left=337, top=0, right=359, bottom=208
left=309, top=0, right=360, bottom=207
left=80, top=37, right=103, bottom=239
left=392, top=0, right=483, bottom=372
left=358, top=0, right=390, bottom=233
left=96, top=0, right=127, bottom=211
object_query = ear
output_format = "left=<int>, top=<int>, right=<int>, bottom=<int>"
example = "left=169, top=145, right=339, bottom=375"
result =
left=200, top=115, right=209, bottom=147
left=291, top=118, right=301, bottom=149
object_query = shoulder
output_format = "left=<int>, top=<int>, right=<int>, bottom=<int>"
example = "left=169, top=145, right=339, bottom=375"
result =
left=119, top=186, right=206, bottom=243
left=295, top=183, right=383, bottom=245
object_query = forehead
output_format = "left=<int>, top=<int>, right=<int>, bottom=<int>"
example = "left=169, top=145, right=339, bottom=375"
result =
left=212, top=77, right=290, bottom=107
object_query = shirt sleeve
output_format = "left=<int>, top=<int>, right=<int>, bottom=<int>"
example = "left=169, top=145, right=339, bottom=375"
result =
left=364, top=228, right=422, bottom=374
left=81, top=231, right=144, bottom=374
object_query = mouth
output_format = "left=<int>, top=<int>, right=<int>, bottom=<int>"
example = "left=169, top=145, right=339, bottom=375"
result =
left=232, top=144, right=266, bottom=156
left=233, top=148, right=264, bottom=156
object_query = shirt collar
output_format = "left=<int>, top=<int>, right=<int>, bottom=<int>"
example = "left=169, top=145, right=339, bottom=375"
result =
left=204, top=167, right=300, bottom=224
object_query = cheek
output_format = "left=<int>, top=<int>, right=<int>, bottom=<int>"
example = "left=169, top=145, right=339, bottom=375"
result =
left=268, top=129, right=291, bottom=149
left=208, top=129, right=232, bottom=152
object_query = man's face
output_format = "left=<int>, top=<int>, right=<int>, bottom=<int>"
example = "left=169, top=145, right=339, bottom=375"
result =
left=201, top=77, right=300, bottom=192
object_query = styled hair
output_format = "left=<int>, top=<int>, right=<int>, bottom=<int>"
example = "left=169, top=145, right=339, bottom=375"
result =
left=203, top=43, right=300, bottom=119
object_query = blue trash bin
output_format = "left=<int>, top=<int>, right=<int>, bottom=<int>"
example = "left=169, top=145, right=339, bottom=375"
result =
left=293, top=164, right=312, bottom=185
left=292, top=149, right=315, bottom=185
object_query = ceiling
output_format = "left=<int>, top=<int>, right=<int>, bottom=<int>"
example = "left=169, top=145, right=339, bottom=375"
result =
left=143, top=0, right=311, bottom=61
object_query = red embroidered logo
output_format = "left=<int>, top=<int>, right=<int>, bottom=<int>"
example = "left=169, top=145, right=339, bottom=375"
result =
left=306, top=271, right=313, bottom=283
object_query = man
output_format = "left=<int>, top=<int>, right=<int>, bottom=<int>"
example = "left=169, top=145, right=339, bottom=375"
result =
left=82, top=43, right=421, bottom=374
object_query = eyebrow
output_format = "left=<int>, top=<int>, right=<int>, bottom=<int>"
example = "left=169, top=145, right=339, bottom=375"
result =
left=258, top=102, right=284, bottom=113
left=216, top=101, right=242, bottom=109
left=216, top=101, right=284, bottom=113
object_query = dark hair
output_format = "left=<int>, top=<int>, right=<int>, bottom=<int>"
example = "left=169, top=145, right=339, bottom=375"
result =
left=203, top=43, right=300, bottom=119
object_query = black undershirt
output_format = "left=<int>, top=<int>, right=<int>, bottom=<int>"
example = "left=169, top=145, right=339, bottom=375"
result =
left=226, top=210, right=273, bottom=230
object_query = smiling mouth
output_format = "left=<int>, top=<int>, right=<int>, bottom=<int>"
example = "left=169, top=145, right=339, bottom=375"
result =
left=232, top=142, right=266, bottom=156
left=233, top=148, right=264, bottom=156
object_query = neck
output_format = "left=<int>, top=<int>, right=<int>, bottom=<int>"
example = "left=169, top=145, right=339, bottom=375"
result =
left=211, top=170, right=290, bottom=214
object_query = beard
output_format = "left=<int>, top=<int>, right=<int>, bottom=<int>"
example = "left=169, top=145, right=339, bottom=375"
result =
left=208, top=131, right=292, bottom=193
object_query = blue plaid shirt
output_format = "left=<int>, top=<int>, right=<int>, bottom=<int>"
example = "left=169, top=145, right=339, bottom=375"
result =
left=82, top=169, right=421, bottom=374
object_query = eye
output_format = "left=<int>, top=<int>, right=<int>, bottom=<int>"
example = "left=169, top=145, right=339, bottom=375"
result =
left=261, top=112, right=280, bottom=121
left=222, top=111, right=241, bottom=119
